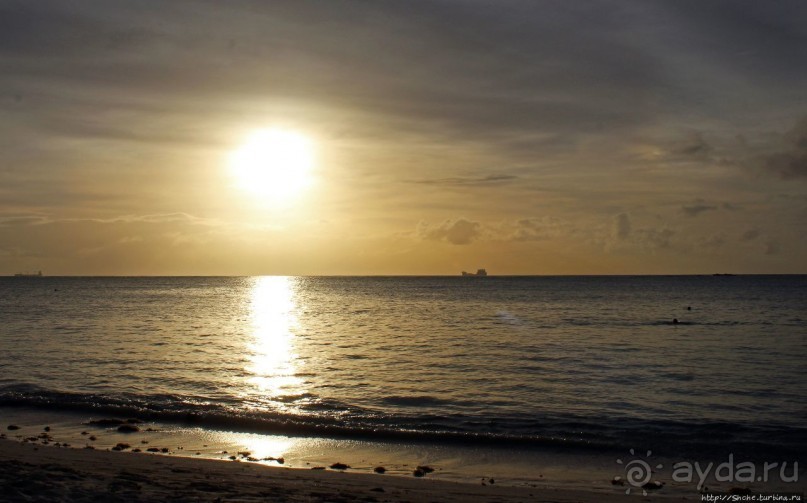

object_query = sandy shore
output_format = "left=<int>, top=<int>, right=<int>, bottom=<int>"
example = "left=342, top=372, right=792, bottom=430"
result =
left=0, top=439, right=642, bottom=502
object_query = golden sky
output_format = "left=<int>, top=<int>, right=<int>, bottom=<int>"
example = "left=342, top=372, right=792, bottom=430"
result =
left=1, top=1, right=806, bottom=275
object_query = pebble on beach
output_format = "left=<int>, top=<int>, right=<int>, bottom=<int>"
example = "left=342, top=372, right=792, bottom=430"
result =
left=642, top=481, right=665, bottom=491
left=374, top=466, right=386, bottom=474
left=416, top=465, right=434, bottom=474
left=330, top=462, right=350, bottom=470
left=7, top=425, right=20, bottom=431
left=117, top=424, right=140, bottom=433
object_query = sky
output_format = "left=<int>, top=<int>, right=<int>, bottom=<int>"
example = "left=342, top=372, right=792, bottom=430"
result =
left=1, top=0, right=806, bottom=275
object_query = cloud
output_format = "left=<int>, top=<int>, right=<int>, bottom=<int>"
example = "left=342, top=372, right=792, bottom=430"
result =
left=410, top=174, right=518, bottom=186
left=602, top=212, right=676, bottom=253
left=740, top=229, right=760, bottom=241
left=672, top=132, right=712, bottom=158
left=614, top=213, right=631, bottom=240
left=635, top=227, right=675, bottom=250
left=419, top=218, right=481, bottom=245
left=511, top=217, right=567, bottom=241
left=759, top=117, right=807, bottom=179
left=681, top=203, right=718, bottom=217
left=701, top=233, right=726, bottom=249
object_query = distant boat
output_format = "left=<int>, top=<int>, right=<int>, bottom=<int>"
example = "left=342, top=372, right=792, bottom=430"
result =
left=13, top=270, right=43, bottom=277
left=461, top=269, right=488, bottom=277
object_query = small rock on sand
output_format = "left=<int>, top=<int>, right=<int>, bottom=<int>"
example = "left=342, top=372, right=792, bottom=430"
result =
left=117, top=424, right=140, bottom=433
left=416, top=465, right=434, bottom=474
left=311, top=466, right=326, bottom=470
left=374, top=466, right=386, bottom=474
left=7, top=425, right=20, bottom=431
left=413, top=469, right=425, bottom=477
left=330, top=462, right=350, bottom=470
left=642, top=481, right=664, bottom=491
left=146, top=448, right=160, bottom=452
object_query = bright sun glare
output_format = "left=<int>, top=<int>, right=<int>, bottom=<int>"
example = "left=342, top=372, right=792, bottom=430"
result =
left=229, top=129, right=314, bottom=203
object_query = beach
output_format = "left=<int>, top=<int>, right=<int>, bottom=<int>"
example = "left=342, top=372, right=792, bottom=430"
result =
left=0, top=438, right=643, bottom=502
left=1, top=276, right=804, bottom=500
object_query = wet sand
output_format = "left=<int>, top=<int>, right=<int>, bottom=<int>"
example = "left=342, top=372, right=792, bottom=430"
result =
left=0, top=439, right=642, bottom=502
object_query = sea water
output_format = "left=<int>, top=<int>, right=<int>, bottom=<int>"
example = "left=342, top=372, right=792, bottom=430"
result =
left=1, top=276, right=805, bottom=491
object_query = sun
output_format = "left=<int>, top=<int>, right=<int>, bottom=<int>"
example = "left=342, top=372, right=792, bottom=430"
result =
left=229, top=128, right=315, bottom=204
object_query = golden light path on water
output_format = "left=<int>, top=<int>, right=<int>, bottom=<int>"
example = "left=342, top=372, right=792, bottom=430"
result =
left=232, top=276, right=305, bottom=458
left=246, top=276, right=303, bottom=397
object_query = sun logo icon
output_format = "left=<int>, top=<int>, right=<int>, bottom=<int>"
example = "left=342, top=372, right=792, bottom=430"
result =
left=616, top=449, right=665, bottom=496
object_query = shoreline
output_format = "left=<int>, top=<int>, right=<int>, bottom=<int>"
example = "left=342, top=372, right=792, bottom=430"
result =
left=2, top=406, right=803, bottom=500
left=0, top=406, right=624, bottom=490
left=0, top=439, right=644, bottom=502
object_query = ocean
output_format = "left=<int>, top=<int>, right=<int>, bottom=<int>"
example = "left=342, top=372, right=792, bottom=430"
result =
left=1, top=275, right=805, bottom=489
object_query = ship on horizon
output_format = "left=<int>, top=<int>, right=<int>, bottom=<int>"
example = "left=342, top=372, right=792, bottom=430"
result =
left=461, top=269, right=488, bottom=277
left=13, top=270, right=43, bottom=277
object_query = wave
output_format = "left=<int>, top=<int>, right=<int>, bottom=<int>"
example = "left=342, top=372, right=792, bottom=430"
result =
left=1, top=386, right=804, bottom=461
left=380, top=395, right=455, bottom=407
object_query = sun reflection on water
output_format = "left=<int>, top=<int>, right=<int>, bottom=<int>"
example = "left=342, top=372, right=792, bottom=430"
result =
left=246, top=276, right=304, bottom=399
